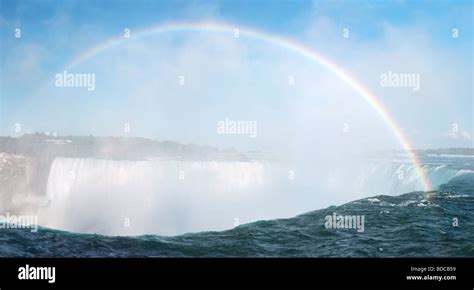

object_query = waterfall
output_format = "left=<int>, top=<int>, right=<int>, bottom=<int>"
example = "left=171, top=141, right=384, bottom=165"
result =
left=34, top=157, right=473, bottom=236
left=38, top=158, right=271, bottom=236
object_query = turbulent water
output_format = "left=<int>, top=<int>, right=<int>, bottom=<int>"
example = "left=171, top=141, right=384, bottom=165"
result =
left=1, top=155, right=473, bottom=257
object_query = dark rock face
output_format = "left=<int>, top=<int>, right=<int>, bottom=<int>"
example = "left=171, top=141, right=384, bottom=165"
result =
left=0, top=153, right=50, bottom=214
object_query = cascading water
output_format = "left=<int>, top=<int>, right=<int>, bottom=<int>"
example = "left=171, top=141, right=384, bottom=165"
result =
left=34, top=156, right=473, bottom=236
left=355, top=162, right=472, bottom=196
left=38, top=158, right=275, bottom=236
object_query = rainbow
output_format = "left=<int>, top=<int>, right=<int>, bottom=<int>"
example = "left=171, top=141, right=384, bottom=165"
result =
left=67, top=21, right=432, bottom=192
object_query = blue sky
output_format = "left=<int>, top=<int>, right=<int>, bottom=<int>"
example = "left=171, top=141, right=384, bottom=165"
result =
left=0, top=0, right=472, bottom=151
